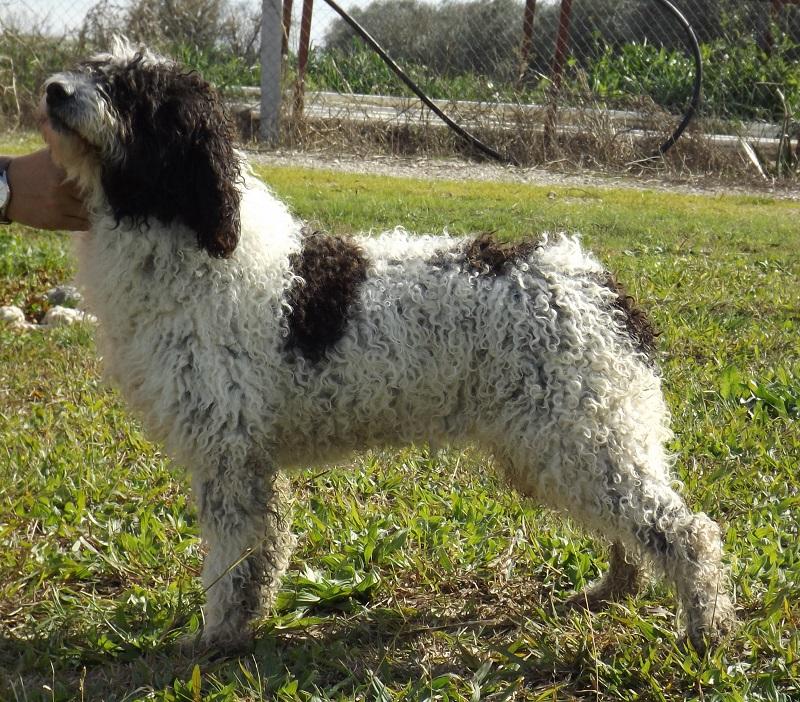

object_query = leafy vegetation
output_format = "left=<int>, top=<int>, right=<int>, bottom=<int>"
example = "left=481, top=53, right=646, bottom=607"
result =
left=302, top=41, right=523, bottom=103
left=305, top=35, right=800, bottom=125
left=320, top=0, right=800, bottom=121
left=0, top=0, right=260, bottom=122
left=589, top=38, right=800, bottom=121
left=1, top=158, right=799, bottom=700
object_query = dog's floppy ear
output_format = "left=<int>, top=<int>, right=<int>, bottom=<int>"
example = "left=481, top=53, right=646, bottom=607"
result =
left=162, top=80, right=242, bottom=258
left=102, top=65, right=241, bottom=258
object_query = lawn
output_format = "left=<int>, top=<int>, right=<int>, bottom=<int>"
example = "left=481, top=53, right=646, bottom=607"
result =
left=1, top=152, right=799, bottom=700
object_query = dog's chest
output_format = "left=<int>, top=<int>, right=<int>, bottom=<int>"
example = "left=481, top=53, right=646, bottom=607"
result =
left=76, top=225, right=290, bottom=442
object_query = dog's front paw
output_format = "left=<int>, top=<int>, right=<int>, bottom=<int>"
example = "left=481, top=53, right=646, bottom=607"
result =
left=178, top=627, right=254, bottom=659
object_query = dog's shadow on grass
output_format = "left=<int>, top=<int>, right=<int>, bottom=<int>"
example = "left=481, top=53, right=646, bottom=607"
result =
left=260, top=603, right=577, bottom=694
left=0, top=631, right=207, bottom=699
left=0, top=594, right=586, bottom=698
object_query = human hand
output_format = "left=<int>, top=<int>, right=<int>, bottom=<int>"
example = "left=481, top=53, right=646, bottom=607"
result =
left=5, top=149, right=89, bottom=231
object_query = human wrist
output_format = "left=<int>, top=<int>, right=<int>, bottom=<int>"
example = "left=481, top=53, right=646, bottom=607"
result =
left=0, top=157, right=11, bottom=223
left=1, top=150, right=89, bottom=231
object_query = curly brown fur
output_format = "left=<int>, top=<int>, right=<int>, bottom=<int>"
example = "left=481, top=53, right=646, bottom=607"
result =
left=285, top=229, right=368, bottom=362
left=596, top=272, right=658, bottom=356
left=464, top=233, right=539, bottom=276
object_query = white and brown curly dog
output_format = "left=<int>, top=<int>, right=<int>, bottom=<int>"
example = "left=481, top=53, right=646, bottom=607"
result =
left=40, top=39, right=734, bottom=654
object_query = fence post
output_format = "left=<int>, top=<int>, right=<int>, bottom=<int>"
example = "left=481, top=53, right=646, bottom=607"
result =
left=544, top=0, right=573, bottom=150
left=551, top=0, right=573, bottom=92
left=282, top=0, right=294, bottom=58
left=518, top=0, right=537, bottom=82
left=293, top=0, right=314, bottom=122
left=260, top=0, right=284, bottom=144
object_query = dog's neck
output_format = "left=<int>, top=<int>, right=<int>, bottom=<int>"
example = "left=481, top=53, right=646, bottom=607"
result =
left=74, top=175, right=303, bottom=326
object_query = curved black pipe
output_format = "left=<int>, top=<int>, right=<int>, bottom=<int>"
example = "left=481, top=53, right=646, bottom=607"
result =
left=318, top=0, right=703, bottom=162
left=320, top=0, right=507, bottom=163
left=653, top=0, right=703, bottom=155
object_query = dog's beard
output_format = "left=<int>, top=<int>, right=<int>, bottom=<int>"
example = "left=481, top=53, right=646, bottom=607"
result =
left=38, top=109, right=102, bottom=201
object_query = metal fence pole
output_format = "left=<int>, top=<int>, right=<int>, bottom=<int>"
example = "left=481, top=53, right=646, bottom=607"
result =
left=543, top=0, right=573, bottom=149
left=260, top=0, right=284, bottom=143
left=551, top=0, right=573, bottom=92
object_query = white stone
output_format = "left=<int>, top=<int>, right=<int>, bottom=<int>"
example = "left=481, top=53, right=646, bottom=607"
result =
left=42, top=305, right=98, bottom=327
left=0, top=305, right=26, bottom=325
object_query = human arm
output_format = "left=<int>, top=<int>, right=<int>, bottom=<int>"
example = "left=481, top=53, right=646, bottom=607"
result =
left=0, top=150, right=89, bottom=231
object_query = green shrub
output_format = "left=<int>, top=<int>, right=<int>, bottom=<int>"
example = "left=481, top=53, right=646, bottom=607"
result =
left=0, top=34, right=83, bottom=122
left=303, top=33, right=800, bottom=124
left=303, top=41, right=536, bottom=103
left=701, top=35, right=800, bottom=120
left=172, top=44, right=259, bottom=89
left=586, top=42, right=695, bottom=113
left=586, top=36, right=800, bottom=120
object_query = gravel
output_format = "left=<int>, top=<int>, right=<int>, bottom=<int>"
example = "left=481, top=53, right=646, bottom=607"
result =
left=246, top=148, right=800, bottom=201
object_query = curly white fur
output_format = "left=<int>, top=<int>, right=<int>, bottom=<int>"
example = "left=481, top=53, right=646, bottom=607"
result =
left=43, top=42, right=735, bottom=655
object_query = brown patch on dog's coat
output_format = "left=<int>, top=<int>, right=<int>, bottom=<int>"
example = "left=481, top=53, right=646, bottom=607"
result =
left=286, top=229, right=368, bottom=362
left=596, top=272, right=658, bottom=356
left=464, top=233, right=538, bottom=276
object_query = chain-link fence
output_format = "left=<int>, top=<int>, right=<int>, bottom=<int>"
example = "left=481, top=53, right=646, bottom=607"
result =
left=2, top=0, right=799, bottom=175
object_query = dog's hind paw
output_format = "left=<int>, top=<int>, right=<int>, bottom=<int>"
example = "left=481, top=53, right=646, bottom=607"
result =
left=685, top=602, right=737, bottom=656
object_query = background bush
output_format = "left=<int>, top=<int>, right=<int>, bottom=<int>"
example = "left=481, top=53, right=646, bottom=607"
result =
left=587, top=37, right=800, bottom=120
left=0, top=0, right=260, bottom=123
left=2, top=0, right=799, bottom=146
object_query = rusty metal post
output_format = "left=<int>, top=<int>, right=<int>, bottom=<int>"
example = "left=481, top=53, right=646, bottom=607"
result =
left=293, top=0, right=314, bottom=121
left=518, top=0, right=537, bottom=82
left=282, top=0, right=294, bottom=58
left=544, top=0, right=573, bottom=150
left=762, top=0, right=784, bottom=54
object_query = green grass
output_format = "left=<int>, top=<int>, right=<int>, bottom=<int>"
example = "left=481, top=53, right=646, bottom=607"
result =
left=1, top=157, right=799, bottom=700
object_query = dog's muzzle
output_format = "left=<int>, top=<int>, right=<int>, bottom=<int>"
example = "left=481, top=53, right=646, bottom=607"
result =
left=45, top=80, right=77, bottom=108
left=41, top=74, right=102, bottom=138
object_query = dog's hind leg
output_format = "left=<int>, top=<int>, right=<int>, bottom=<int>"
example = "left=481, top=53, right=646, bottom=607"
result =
left=192, top=458, right=294, bottom=652
left=565, top=468, right=734, bottom=654
left=565, top=541, right=645, bottom=611
left=501, top=445, right=734, bottom=653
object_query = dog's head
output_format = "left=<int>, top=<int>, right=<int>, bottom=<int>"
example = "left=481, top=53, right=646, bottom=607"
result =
left=41, top=38, right=240, bottom=258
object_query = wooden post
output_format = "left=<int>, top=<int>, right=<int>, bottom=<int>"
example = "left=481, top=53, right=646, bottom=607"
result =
left=518, top=0, right=537, bottom=82
left=763, top=0, right=785, bottom=54
left=293, top=0, right=314, bottom=120
left=260, top=0, right=284, bottom=143
left=543, top=0, right=573, bottom=150
left=551, top=0, right=573, bottom=92
left=282, top=0, right=294, bottom=58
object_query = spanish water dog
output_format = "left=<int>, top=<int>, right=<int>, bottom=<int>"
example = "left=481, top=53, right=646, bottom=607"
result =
left=39, top=39, right=734, bottom=653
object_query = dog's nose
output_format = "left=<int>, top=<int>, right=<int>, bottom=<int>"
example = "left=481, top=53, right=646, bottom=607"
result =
left=46, top=81, right=75, bottom=106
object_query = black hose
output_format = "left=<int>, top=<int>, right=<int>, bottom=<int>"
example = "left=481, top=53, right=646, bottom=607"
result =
left=653, top=0, right=703, bottom=155
left=318, top=0, right=703, bottom=162
left=320, top=0, right=507, bottom=163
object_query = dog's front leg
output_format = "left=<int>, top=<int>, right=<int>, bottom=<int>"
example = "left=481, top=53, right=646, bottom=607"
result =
left=191, top=458, right=294, bottom=652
